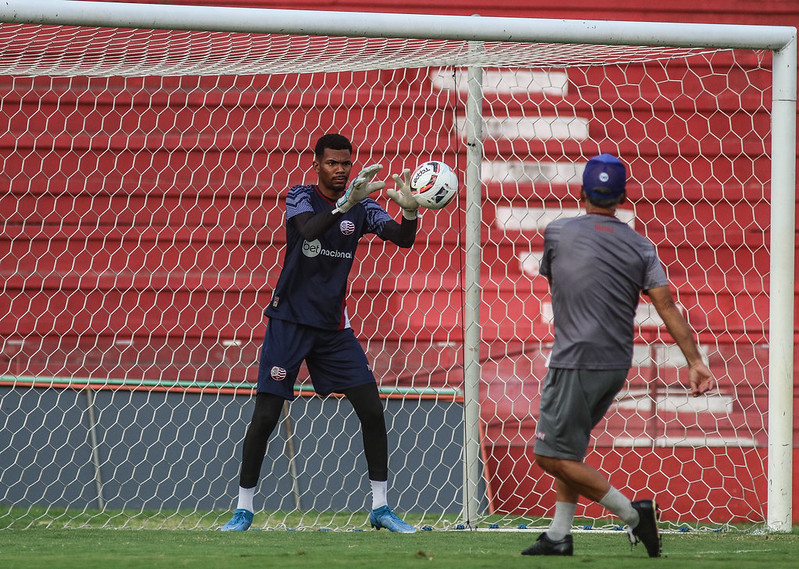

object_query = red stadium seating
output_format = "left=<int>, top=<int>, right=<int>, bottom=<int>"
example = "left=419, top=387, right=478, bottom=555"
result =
left=2, top=0, right=797, bottom=522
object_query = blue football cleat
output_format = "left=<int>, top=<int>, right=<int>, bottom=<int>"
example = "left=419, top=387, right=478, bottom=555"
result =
left=369, top=505, right=416, bottom=533
left=219, top=508, right=254, bottom=531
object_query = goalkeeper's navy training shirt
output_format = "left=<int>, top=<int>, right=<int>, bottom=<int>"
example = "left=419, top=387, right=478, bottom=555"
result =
left=264, top=184, right=392, bottom=330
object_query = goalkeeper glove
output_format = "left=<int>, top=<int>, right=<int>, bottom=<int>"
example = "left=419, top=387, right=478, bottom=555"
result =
left=333, top=164, right=385, bottom=214
left=386, top=168, right=419, bottom=220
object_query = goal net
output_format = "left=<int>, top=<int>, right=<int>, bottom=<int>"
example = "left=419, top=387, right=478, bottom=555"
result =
left=1, top=1, right=795, bottom=531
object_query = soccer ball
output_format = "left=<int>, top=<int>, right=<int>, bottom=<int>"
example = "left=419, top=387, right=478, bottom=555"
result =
left=409, top=160, right=458, bottom=210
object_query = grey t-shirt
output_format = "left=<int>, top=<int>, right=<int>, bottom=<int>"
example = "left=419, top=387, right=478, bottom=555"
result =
left=540, top=213, right=668, bottom=369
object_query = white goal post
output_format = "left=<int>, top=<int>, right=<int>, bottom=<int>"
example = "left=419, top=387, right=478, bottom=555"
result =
left=0, top=0, right=795, bottom=532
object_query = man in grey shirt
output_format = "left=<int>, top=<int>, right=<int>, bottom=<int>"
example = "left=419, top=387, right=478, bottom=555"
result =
left=523, top=153, right=714, bottom=558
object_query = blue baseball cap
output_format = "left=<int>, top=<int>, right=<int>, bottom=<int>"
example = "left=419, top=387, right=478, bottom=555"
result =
left=582, top=153, right=626, bottom=200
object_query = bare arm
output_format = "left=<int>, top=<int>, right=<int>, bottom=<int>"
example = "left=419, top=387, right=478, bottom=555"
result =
left=647, top=285, right=715, bottom=396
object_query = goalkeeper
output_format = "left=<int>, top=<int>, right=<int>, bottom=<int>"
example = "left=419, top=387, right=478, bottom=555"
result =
left=220, top=133, right=419, bottom=532
left=522, top=153, right=714, bottom=557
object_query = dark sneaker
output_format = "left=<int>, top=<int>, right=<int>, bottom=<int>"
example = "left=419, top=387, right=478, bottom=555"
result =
left=628, top=499, right=662, bottom=557
left=521, top=532, right=574, bottom=556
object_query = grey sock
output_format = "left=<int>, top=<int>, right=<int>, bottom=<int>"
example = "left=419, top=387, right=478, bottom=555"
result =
left=547, top=501, right=577, bottom=541
left=599, top=486, right=639, bottom=527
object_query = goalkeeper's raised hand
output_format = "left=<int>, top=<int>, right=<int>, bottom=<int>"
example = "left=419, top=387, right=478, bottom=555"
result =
left=386, top=168, right=419, bottom=220
left=333, top=164, right=385, bottom=214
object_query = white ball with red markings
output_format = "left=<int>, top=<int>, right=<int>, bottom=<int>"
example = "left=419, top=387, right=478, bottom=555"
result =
left=409, top=161, right=458, bottom=210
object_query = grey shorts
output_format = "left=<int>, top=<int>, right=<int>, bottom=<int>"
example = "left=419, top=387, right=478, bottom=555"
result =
left=534, top=367, right=628, bottom=461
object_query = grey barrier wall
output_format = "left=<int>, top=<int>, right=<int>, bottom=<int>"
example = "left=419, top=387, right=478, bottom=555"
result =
left=0, top=385, right=465, bottom=515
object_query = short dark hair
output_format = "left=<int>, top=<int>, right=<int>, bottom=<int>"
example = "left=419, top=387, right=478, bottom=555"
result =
left=314, top=133, right=352, bottom=159
left=584, top=187, right=625, bottom=208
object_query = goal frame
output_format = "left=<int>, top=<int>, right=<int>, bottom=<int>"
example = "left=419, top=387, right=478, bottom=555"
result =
left=1, top=0, right=795, bottom=532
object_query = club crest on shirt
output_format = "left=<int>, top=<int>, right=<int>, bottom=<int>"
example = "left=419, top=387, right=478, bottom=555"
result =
left=339, top=220, right=355, bottom=235
left=270, top=366, right=287, bottom=381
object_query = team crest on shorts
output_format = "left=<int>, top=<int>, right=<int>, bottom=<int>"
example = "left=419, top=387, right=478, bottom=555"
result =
left=270, top=366, right=286, bottom=381
left=339, top=220, right=355, bottom=235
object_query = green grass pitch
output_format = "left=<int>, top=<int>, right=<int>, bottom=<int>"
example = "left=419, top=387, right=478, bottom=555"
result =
left=1, top=526, right=797, bottom=569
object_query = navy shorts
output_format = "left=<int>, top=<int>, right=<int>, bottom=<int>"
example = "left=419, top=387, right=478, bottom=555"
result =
left=255, top=318, right=376, bottom=400
left=534, top=367, right=627, bottom=461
